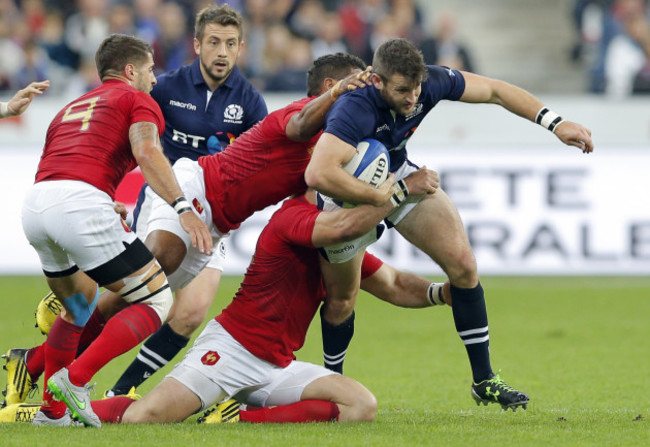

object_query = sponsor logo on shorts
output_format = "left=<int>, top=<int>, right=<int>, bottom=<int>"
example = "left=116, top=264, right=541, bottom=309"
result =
left=201, top=351, right=220, bottom=366
left=193, top=198, right=204, bottom=214
left=327, top=244, right=355, bottom=255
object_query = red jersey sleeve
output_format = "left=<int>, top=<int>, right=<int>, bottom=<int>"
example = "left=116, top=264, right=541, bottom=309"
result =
left=125, top=90, right=165, bottom=135
left=361, top=251, right=384, bottom=279
left=271, top=197, right=320, bottom=247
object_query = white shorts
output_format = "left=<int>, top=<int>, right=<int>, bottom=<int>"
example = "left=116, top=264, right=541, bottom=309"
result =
left=167, top=320, right=336, bottom=411
left=135, top=158, right=228, bottom=290
left=22, top=180, right=140, bottom=274
left=384, top=160, right=422, bottom=226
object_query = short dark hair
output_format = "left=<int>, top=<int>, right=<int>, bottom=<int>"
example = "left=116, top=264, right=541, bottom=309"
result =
left=372, top=38, right=427, bottom=85
left=95, top=34, right=153, bottom=80
left=195, top=4, right=243, bottom=42
left=306, top=53, right=366, bottom=96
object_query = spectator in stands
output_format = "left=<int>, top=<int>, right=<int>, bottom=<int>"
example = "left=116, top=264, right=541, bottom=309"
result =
left=264, top=35, right=313, bottom=92
left=604, top=0, right=650, bottom=96
left=420, top=9, right=476, bottom=72
left=40, top=11, right=79, bottom=72
left=152, top=1, right=194, bottom=74
left=311, top=12, right=348, bottom=60
left=64, top=0, right=109, bottom=66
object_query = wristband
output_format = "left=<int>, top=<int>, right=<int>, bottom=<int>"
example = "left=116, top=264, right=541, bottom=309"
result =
left=535, top=107, right=564, bottom=133
left=172, top=196, right=192, bottom=215
left=389, top=179, right=409, bottom=208
left=427, top=283, right=445, bottom=306
left=0, top=102, right=9, bottom=118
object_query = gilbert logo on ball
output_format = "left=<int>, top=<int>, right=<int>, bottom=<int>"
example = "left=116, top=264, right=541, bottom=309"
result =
left=343, top=139, right=390, bottom=187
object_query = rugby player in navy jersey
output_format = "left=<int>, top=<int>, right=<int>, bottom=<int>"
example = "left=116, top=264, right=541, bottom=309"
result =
left=305, top=38, right=594, bottom=411
left=105, top=5, right=268, bottom=397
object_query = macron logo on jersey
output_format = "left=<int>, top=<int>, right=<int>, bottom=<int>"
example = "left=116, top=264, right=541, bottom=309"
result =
left=169, top=99, right=197, bottom=111
left=376, top=124, right=390, bottom=133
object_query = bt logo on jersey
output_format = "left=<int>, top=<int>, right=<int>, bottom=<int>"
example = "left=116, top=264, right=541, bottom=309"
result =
left=172, top=128, right=205, bottom=148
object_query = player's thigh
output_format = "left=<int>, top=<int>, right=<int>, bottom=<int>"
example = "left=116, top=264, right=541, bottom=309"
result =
left=22, top=181, right=140, bottom=275
left=395, top=188, right=476, bottom=275
left=302, top=373, right=376, bottom=421
left=320, top=250, right=364, bottom=301
left=122, top=377, right=202, bottom=423
left=167, top=320, right=276, bottom=411
left=175, top=267, right=221, bottom=307
left=245, top=361, right=337, bottom=408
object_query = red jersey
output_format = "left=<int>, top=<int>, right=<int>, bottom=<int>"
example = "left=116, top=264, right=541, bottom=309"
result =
left=198, top=96, right=320, bottom=234
left=216, top=196, right=383, bottom=367
left=35, top=79, right=165, bottom=199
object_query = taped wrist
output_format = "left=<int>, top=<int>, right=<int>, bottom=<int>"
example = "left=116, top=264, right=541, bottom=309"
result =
left=389, top=179, right=409, bottom=207
left=0, top=102, right=9, bottom=118
left=535, top=107, right=564, bottom=133
left=427, top=283, right=446, bottom=306
left=172, top=196, right=192, bottom=215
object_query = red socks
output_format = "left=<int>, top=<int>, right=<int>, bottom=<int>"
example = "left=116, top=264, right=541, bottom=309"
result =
left=91, top=397, right=135, bottom=423
left=241, top=400, right=340, bottom=423
left=42, top=317, right=83, bottom=417
left=68, top=304, right=160, bottom=386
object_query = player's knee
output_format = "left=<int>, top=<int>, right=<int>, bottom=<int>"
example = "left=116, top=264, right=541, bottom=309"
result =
left=117, top=262, right=173, bottom=322
left=347, top=391, right=377, bottom=422
left=322, top=299, right=355, bottom=325
left=446, top=250, right=478, bottom=287
left=145, top=231, right=186, bottom=275
left=170, top=307, right=207, bottom=334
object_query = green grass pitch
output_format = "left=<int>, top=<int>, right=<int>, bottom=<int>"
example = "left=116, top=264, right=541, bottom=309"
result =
left=0, top=275, right=648, bottom=446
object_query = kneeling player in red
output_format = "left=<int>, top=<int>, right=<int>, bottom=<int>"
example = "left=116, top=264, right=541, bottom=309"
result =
left=87, top=168, right=439, bottom=424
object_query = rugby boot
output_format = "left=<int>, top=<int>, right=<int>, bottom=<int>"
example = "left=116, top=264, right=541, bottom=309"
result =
left=47, top=368, right=101, bottom=428
left=197, top=398, right=240, bottom=424
left=471, top=373, right=529, bottom=411
left=2, top=348, right=37, bottom=406
left=0, top=402, right=41, bottom=423
left=35, top=292, right=62, bottom=335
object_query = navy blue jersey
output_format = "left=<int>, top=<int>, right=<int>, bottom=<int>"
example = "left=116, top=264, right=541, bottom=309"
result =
left=151, top=59, right=267, bottom=164
left=324, top=66, right=465, bottom=171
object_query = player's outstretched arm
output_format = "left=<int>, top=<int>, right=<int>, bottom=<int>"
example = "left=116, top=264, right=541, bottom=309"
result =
left=0, top=80, right=50, bottom=118
left=129, top=121, right=212, bottom=254
left=286, top=66, right=372, bottom=142
left=361, top=263, right=452, bottom=308
left=459, top=71, right=593, bottom=153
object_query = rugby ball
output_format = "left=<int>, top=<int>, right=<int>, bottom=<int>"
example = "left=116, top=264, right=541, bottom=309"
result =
left=337, top=139, right=390, bottom=208
left=343, top=139, right=390, bottom=188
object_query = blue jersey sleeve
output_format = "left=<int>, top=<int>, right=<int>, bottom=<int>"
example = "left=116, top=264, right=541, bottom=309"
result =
left=423, top=65, right=466, bottom=101
left=323, top=91, right=377, bottom=147
left=245, top=91, right=268, bottom=129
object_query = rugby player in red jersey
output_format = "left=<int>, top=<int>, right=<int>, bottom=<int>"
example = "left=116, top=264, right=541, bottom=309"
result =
left=87, top=169, right=439, bottom=425
left=19, top=34, right=211, bottom=427
left=2, top=54, right=449, bottom=424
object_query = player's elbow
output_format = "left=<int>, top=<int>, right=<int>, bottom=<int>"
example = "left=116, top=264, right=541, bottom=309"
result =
left=304, top=163, right=327, bottom=190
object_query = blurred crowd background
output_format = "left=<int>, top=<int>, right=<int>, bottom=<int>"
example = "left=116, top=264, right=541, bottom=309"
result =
left=1, top=0, right=649, bottom=100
